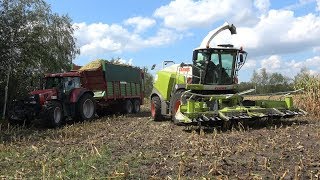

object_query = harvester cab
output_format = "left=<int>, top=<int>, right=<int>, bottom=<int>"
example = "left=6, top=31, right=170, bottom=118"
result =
left=150, top=23, right=306, bottom=127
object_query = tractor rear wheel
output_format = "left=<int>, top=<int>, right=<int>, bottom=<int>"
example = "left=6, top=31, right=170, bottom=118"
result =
left=151, top=96, right=163, bottom=121
left=76, top=93, right=96, bottom=121
left=132, top=99, right=141, bottom=113
left=47, top=101, right=63, bottom=128
left=170, top=90, right=185, bottom=125
left=124, top=99, right=133, bottom=114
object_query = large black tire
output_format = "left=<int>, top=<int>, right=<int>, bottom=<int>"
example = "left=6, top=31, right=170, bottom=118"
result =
left=76, top=93, right=96, bottom=121
left=132, top=99, right=141, bottom=113
left=124, top=100, right=133, bottom=114
left=151, top=96, right=163, bottom=121
left=47, top=101, right=64, bottom=128
left=170, top=90, right=185, bottom=125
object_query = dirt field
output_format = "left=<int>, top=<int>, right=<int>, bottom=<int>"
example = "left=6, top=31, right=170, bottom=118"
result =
left=0, top=105, right=320, bottom=179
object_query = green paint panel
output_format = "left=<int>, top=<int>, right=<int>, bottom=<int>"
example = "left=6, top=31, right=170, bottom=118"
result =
left=131, top=83, right=136, bottom=95
left=107, top=82, right=113, bottom=97
left=186, top=84, right=204, bottom=90
left=137, top=85, right=140, bottom=95
left=154, top=71, right=186, bottom=101
left=120, top=84, right=126, bottom=96
left=104, top=63, right=141, bottom=83
left=255, top=100, right=287, bottom=108
left=126, top=84, right=131, bottom=96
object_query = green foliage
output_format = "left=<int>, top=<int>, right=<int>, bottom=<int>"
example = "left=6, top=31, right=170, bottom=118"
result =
left=248, top=68, right=294, bottom=94
left=294, top=68, right=320, bottom=117
left=0, top=0, right=79, bottom=115
left=143, top=67, right=153, bottom=96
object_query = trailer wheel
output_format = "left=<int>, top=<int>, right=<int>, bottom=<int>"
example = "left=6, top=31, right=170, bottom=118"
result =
left=132, top=99, right=140, bottom=113
left=151, top=96, right=163, bottom=121
left=170, top=90, right=185, bottom=125
left=76, top=93, right=96, bottom=121
left=47, top=101, right=63, bottom=128
left=124, top=100, right=133, bottom=114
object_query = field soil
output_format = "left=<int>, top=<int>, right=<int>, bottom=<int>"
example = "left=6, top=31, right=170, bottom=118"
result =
left=0, top=105, right=320, bottom=179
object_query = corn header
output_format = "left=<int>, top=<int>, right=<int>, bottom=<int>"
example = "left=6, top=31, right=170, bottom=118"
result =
left=150, top=23, right=306, bottom=126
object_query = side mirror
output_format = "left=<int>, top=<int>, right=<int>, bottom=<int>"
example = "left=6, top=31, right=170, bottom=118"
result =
left=151, top=64, right=156, bottom=70
left=239, top=54, right=244, bottom=63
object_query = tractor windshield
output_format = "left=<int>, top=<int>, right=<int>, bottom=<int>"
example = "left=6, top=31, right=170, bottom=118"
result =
left=45, top=77, right=81, bottom=91
left=192, top=49, right=237, bottom=85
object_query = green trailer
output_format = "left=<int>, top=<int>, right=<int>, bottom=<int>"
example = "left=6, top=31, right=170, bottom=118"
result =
left=80, top=60, right=145, bottom=114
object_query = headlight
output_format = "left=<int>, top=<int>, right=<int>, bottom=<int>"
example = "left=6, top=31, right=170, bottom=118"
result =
left=30, top=101, right=37, bottom=104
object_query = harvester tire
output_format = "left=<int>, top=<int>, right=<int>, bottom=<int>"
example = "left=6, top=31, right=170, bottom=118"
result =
left=76, top=93, right=96, bottom=121
left=124, top=100, right=133, bottom=114
left=151, top=96, right=163, bottom=121
left=170, top=90, right=185, bottom=125
left=47, top=101, right=63, bottom=128
left=132, top=99, right=141, bottom=113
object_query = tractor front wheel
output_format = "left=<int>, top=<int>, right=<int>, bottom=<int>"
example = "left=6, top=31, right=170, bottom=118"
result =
left=151, top=96, right=163, bottom=121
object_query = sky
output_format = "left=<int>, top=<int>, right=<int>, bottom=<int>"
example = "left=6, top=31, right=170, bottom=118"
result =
left=46, top=0, right=320, bottom=82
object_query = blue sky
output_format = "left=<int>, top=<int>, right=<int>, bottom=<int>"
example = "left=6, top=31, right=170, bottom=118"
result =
left=46, top=0, right=320, bottom=81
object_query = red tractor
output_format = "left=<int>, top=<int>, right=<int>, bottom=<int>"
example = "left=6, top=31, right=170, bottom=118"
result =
left=9, top=71, right=96, bottom=128
left=9, top=60, right=145, bottom=128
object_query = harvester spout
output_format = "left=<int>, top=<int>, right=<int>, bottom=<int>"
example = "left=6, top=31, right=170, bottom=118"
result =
left=200, top=22, right=237, bottom=49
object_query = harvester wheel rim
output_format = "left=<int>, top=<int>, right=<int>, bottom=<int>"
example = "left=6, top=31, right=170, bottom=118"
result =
left=53, top=106, right=62, bottom=124
left=151, top=101, right=156, bottom=117
left=174, top=100, right=181, bottom=114
left=83, top=99, right=95, bottom=118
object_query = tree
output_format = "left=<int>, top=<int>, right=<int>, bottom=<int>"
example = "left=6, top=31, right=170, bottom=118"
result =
left=143, top=67, right=153, bottom=97
left=0, top=0, right=79, bottom=116
left=249, top=69, right=293, bottom=94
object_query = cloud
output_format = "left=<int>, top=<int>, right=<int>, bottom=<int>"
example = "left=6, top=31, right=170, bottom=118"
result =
left=250, top=55, right=320, bottom=77
left=118, top=58, right=133, bottom=65
left=153, top=0, right=259, bottom=31
left=261, top=55, right=281, bottom=70
left=242, top=59, right=257, bottom=70
left=124, top=16, right=156, bottom=32
left=254, top=0, right=270, bottom=13
left=221, top=9, right=320, bottom=57
left=73, top=22, right=181, bottom=56
left=153, top=0, right=320, bottom=58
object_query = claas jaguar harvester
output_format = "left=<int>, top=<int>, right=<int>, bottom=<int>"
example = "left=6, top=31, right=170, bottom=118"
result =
left=9, top=60, right=144, bottom=128
left=150, top=23, right=306, bottom=126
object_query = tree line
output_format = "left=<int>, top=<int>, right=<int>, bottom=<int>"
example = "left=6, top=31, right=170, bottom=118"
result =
left=0, top=0, right=154, bottom=118
left=237, top=67, right=313, bottom=94
left=0, top=0, right=78, bottom=116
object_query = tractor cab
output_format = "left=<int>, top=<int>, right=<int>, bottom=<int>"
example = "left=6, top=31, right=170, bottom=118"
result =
left=192, top=45, right=247, bottom=85
left=44, top=72, right=81, bottom=93
left=44, top=76, right=81, bottom=93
